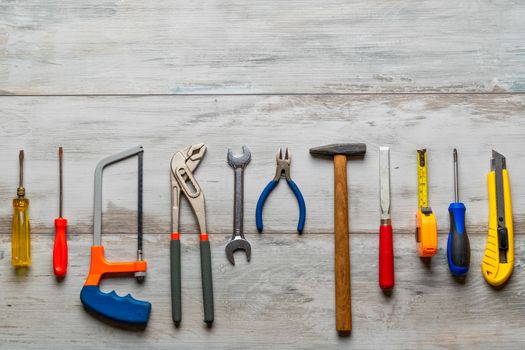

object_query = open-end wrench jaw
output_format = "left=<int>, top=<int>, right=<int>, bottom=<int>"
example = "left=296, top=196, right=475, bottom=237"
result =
left=227, top=146, right=251, bottom=168
left=225, top=238, right=251, bottom=265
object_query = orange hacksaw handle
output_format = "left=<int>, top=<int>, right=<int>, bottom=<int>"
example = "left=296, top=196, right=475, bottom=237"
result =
left=84, top=246, right=147, bottom=286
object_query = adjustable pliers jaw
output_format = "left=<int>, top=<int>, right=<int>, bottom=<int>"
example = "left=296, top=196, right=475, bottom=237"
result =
left=170, top=144, right=207, bottom=234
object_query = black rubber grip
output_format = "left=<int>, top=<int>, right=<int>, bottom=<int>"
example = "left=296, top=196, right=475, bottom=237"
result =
left=450, top=216, right=471, bottom=268
left=170, top=240, right=182, bottom=325
left=200, top=240, right=214, bottom=325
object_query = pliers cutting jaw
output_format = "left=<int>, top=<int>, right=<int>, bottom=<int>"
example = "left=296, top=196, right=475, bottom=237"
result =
left=274, top=147, right=291, bottom=181
left=170, top=143, right=214, bottom=326
left=256, top=148, right=306, bottom=234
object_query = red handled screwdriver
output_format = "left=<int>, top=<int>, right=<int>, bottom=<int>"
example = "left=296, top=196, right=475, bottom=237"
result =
left=379, top=146, right=394, bottom=289
left=53, top=147, right=68, bottom=277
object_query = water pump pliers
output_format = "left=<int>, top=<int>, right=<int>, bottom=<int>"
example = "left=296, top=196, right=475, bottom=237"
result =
left=170, top=143, right=214, bottom=327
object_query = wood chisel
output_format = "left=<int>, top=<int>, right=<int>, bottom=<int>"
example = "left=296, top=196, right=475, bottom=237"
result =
left=53, top=147, right=68, bottom=277
left=12, top=150, right=31, bottom=267
left=447, top=149, right=470, bottom=277
left=482, top=150, right=513, bottom=287
left=415, top=149, right=437, bottom=257
left=379, top=146, right=394, bottom=289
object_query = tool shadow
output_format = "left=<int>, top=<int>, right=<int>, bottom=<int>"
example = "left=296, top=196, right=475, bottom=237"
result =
left=83, top=306, right=148, bottom=331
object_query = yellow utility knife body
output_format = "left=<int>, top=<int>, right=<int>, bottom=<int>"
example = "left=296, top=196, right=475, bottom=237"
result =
left=482, top=151, right=513, bottom=286
left=416, top=149, right=438, bottom=257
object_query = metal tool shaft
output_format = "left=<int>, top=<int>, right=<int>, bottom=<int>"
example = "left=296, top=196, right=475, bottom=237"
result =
left=17, top=150, right=25, bottom=198
left=233, top=168, right=245, bottom=239
left=379, top=147, right=391, bottom=222
left=59, top=147, right=63, bottom=217
left=453, top=149, right=459, bottom=203
left=19, top=150, right=24, bottom=188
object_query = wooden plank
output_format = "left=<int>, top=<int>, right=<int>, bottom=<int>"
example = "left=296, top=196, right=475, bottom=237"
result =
left=0, top=94, right=524, bottom=235
left=0, top=233, right=523, bottom=349
left=1, top=0, right=525, bottom=95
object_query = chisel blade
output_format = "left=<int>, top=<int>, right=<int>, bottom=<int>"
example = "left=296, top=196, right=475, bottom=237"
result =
left=379, top=147, right=391, bottom=220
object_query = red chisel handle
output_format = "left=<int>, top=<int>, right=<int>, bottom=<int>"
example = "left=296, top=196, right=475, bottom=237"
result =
left=379, top=223, right=394, bottom=290
left=53, top=217, right=68, bottom=277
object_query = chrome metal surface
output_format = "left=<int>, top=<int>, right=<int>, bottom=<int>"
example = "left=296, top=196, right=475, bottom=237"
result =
left=379, top=146, right=391, bottom=221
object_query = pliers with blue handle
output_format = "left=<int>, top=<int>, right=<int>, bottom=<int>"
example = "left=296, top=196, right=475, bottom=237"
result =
left=256, top=148, right=306, bottom=234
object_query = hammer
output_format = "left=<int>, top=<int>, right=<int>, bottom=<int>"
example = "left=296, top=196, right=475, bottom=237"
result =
left=310, top=143, right=366, bottom=334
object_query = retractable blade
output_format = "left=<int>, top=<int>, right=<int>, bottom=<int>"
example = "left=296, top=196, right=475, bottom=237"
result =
left=482, top=150, right=513, bottom=286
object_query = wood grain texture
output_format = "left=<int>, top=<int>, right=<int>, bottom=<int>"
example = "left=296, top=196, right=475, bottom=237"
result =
left=0, top=94, right=524, bottom=235
left=1, top=0, right=525, bottom=95
left=333, top=154, right=351, bottom=332
left=0, top=233, right=524, bottom=349
left=3, top=0, right=525, bottom=348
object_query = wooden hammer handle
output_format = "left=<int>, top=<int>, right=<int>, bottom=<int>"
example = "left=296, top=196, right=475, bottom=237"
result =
left=334, top=154, right=351, bottom=333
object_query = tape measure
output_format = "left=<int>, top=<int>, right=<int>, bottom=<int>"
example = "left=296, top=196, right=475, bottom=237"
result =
left=416, top=149, right=438, bottom=257
left=417, top=149, right=429, bottom=209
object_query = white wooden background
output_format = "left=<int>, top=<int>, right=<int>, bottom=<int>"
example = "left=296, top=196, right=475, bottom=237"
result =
left=1, top=1, right=525, bottom=349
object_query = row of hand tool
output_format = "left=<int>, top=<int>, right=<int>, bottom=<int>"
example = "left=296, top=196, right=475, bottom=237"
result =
left=11, top=149, right=68, bottom=275
left=6, top=143, right=514, bottom=336
left=8, top=144, right=306, bottom=329
left=411, top=148, right=512, bottom=289
left=380, top=148, right=512, bottom=289
left=309, top=144, right=513, bottom=335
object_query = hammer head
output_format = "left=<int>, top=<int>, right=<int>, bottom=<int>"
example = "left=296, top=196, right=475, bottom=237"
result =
left=309, top=143, right=366, bottom=158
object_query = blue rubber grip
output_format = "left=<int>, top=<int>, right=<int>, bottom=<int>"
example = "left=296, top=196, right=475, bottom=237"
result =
left=255, top=180, right=278, bottom=232
left=286, top=179, right=306, bottom=234
left=447, top=202, right=470, bottom=277
left=80, top=285, right=151, bottom=326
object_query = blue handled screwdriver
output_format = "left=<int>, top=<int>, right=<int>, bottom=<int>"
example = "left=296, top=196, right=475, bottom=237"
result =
left=447, top=149, right=470, bottom=276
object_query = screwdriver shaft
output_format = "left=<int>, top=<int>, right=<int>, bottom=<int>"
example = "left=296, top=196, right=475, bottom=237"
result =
left=453, top=148, right=459, bottom=202
left=59, top=147, right=63, bottom=217
left=19, top=150, right=24, bottom=190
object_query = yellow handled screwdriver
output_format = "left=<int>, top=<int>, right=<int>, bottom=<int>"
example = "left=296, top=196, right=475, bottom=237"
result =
left=12, top=150, right=31, bottom=267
